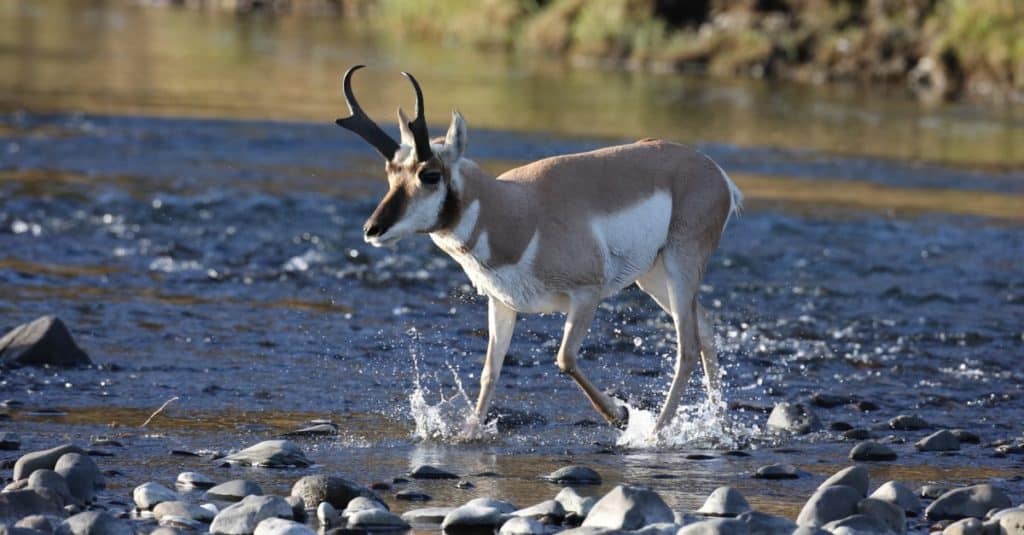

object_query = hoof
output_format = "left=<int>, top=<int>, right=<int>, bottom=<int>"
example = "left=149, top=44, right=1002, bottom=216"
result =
left=610, top=406, right=629, bottom=430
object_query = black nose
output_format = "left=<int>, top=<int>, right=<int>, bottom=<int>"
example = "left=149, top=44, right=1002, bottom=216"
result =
left=364, top=223, right=382, bottom=237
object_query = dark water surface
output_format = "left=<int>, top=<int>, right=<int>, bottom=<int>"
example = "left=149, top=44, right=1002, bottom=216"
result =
left=2, top=1, right=1024, bottom=532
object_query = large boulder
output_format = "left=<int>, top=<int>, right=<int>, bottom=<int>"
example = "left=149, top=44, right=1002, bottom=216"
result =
left=210, top=495, right=293, bottom=535
left=818, top=466, right=869, bottom=497
left=12, top=444, right=87, bottom=481
left=0, top=316, right=91, bottom=367
left=925, top=484, right=1011, bottom=521
left=223, top=440, right=310, bottom=468
left=53, top=453, right=102, bottom=503
left=857, top=497, right=905, bottom=534
left=290, top=475, right=377, bottom=510
left=581, top=485, right=674, bottom=530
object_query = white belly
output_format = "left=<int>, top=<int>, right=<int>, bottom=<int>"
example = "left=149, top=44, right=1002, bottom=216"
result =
left=590, top=191, right=672, bottom=296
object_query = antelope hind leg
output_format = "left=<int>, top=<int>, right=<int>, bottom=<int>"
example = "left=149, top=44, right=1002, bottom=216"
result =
left=557, top=291, right=628, bottom=427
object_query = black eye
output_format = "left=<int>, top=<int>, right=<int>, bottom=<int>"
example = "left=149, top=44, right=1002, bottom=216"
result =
left=419, top=170, right=442, bottom=184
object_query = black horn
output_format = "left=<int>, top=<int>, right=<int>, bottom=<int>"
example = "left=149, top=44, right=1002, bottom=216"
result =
left=336, top=65, right=399, bottom=161
left=401, top=71, right=434, bottom=162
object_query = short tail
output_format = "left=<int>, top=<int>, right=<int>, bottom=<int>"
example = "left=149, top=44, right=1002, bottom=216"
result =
left=715, top=162, right=743, bottom=231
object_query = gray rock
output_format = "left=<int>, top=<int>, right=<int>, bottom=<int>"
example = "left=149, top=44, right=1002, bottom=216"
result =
left=53, top=453, right=101, bottom=504
left=858, top=497, right=905, bottom=534
left=468, top=497, right=518, bottom=513
left=941, top=517, right=985, bottom=535
left=289, top=475, right=374, bottom=509
left=818, top=465, right=870, bottom=496
left=0, top=316, right=91, bottom=368
left=395, top=489, right=431, bottom=501
left=767, top=402, right=820, bottom=434
left=919, top=485, right=950, bottom=499
left=514, top=499, right=565, bottom=519
left=159, top=515, right=204, bottom=531
left=317, top=502, right=338, bottom=527
left=176, top=471, right=216, bottom=489
left=210, top=495, right=293, bottom=535
left=889, top=415, right=930, bottom=431
left=994, top=509, right=1024, bottom=534
left=545, top=465, right=602, bottom=485
left=0, top=489, right=64, bottom=522
left=204, top=480, right=263, bottom=502
left=153, top=500, right=216, bottom=522
left=555, top=528, right=612, bottom=535
left=54, top=511, right=131, bottom=535
left=347, top=509, right=409, bottom=529
left=441, top=502, right=505, bottom=529
left=849, top=441, right=897, bottom=461
left=342, top=496, right=385, bottom=517
left=697, top=487, right=750, bottom=517
left=281, top=423, right=339, bottom=437
left=925, top=484, right=1011, bottom=521
left=822, top=513, right=892, bottom=534
left=950, top=430, right=981, bottom=444
left=134, top=481, right=179, bottom=510
left=284, top=495, right=305, bottom=523
left=736, top=511, right=798, bottom=534
left=581, top=485, right=673, bottom=530
left=223, top=440, right=310, bottom=468
left=915, top=430, right=960, bottom=452
left=499, top=516, right=547, bottom=534
left=15, top=515, right=54, bottom=533
left=401, top=506, right=455, bottom=525
left=253, top=518, right=315, bottom=535
left=632, top=522, right=680, bottom=534
left=27, top=469, right=76, bottom=507
left=753, top=463, right=799, bottom=479
left=12, top=444, right=87, bottom=481
left=148, top=529, right=184, bottom=535
left=556, top=486, right=597, bottom=517
left=0, top=432, right=20, bottom=451
left=796, top=484, right=861, bottom=527
left=677, top=518, right=749, bottom=534
left=409, top=465, right=459, bottom=479
left=870, top=481, right=923, bottom=516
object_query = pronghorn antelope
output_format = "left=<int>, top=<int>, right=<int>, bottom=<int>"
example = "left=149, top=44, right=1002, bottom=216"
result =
left=336, top=65, right=741, bottom=432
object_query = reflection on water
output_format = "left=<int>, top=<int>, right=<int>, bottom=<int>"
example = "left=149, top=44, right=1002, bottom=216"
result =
left=2, top=0, right=1024, bottom=167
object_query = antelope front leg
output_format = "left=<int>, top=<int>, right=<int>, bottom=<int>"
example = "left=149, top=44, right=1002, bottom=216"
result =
left=473, top=297, right=516, bottom=422
left=557, top=291, right=628, bottom=427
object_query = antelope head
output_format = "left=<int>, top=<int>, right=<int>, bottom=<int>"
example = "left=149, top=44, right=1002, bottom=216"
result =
left=335, top=65, right=467, bottom=247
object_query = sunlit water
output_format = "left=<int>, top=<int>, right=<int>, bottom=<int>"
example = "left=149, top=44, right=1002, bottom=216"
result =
left=1, top=1, right=1023, bottom=533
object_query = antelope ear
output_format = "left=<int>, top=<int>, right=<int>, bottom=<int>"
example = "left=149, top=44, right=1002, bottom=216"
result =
left=397, top=107, right=415, bottom=149
left=441, top=110, right=467, bottom=163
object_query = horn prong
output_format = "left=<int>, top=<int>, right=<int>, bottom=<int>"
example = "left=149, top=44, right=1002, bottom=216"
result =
left=400, top=71, right=433, bottom=162
left=335, top=65, right=399, bottom=161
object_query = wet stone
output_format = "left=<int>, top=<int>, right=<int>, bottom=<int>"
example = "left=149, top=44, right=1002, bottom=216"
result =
left=369, top=481, right=390, bottom=490
left=153, top=500, right=216, bottom=522
left=223, top=440, right=310, bottom=468
left=889, top=414, right=930, bottom=431
left=916, top=429, right=961, bottom=452
left=677, top=517, right=747, bottom=534
left=697, top=486, right=750, bottom=517
left=797, top=485, right=862, bottom=527
left=942, top=517, right=985, bottom=535
left=811, top=392, right=856, bottom=408
left=346, top=508, right=409, bottom=529
left=53, top=453, right=101, bottom=504
left=555, top=486, right=597, bottom=517
left=401, top=507, right=455, bottom=525
left=55, top=511, right=132, bottom=535
left=281, top=423, right=338, bottom=437
left=317, top=502, right=339, bottom=527
left=822, top=513, right=891, bottom=534
left=737, top=511, right=799, bottom=533
left=342, top=496, right=385, bottom=517
left=581, top=484, right=674, bottom=530
left=441, top=502, right=504, bottom=529
left=0, top=432, right=20, bottom=451
left=950, top=429, right=981, bottom=444
left=0, top=489, right=64, bottom=519
left=176, top=471, right=216, bottom=489
left=857, top=497, right=906, bottom=534
left=0, top=316, right=91, bottom=368
left=830, top=421, right=854, bottom=431
left=920, top=485, right=951, bottom=499
left=767, top=402, right=821, bottom=434
left=849, top=440, right=898, bottom=461
left=290, top=475, right=376, bottom=509
left=753, top=463, right=800, bottom=479
left=209, top=495, right=293, bottom=535
left=870, top=481, right=923, bottom=516
left=134, top=481, right=179, bottom=510
left=27, top=469, right=76, bottom=508
left=456, top=480, right=474, bottom=489
left=818, top=465, right=870, bottom=497
left=13, top=443, right=86, bottom=481
left=855, top=401, right=880, bottom=412
left=843, top=428, right=871, bottom=440
left=925, top=484, right=1011, bottom=521
left=15, top=514, right=54, bottom=532
left=253, top=518, right=316, bottom=535
left=204, top=479, right=263, bottom=502
left=409, top=465, right=459, bottom=479
left=395, top=489, right=431, bottom=501
left=545, top=465, right=602, bottom=485
left=513, top=499, right=566, bottom=520
left=499, top=516, right=546, bottom=535
left=286, top=496, right=305, bottom=523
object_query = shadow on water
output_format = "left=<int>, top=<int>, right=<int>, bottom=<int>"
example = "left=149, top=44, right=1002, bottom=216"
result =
left=1, top=1, right=1023, bottom=532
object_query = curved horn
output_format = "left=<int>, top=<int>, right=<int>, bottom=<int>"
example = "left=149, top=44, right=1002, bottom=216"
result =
left=401, top=71, right=433, bottom=162
left=335, top=65, right=399, bottom=161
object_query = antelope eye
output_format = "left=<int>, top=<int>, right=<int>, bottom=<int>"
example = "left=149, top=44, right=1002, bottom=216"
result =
left=419, top=170, right=442, bottom=184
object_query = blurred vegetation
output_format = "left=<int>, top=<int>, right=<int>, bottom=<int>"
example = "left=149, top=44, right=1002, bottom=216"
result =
left=150, top=0, right=1024, bottom=103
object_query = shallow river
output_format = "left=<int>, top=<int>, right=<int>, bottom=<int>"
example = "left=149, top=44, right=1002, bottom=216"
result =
left=1, top=1, right=1023, bottom=532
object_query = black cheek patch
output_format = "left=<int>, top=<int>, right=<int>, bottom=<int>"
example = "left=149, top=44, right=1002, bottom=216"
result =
left=372, top=187, right=407, bottom=235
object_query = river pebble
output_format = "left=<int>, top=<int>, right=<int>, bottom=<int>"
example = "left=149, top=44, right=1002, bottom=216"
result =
left=346, top=508, right=409, bottom=529
left=408, top=464, right=459, bottom=479
left=401, top=506, right=455, bottom=525
left=858, top=497, right=906, bottom=534
left=925, top=484, right=1011, bottom=521
left=0, top=489, right=64, bottom=519
left=737, top=510, right=799, bottom=533
left=27, top=468, right=76, bottom=508
left=767, top=402, right=821, bottom=434
left=395, top=489, right=431, bottom=501
left=849, top=440, right=898, bottom=461
left=916, top=429, right=960, bottom=452
left=920, top=485, right=951, bottom=499
left=12, top=443, right=86, bottom=481
left=889, top=414, right=930, bottom=430
left=696, top=486, right=750, bottom=517
left=316, top=501, right=338, bottom=527
left=499, top=516, right=547, bottom=534
left=753, top=463, right=799, bottom=479
left=441, top=501, right=505, bottom=529
left=514, top=499, right=566, bottom=520
left=204, top=479, right=263, bottom=502
left=675, top=517, right=744, bottom=534
left=950, top=430, right=981, bottom=444
left=55, top=511, right=131, bottom=535
left=556, top=486, right=597, bottom=517
left=870, top=481, right=923, bottom=516
left=581, top=484, right=674, bottom=530
left=176, top=471, right=216, bottom=489
left=0, top=315, right=91, bottom=368
left=210, top=495, right=293, bottom=534
left=545, top=465, right=602, bottom=485
left=289, top=475, right=376, bottom=510
left=993, top=508, right=1024, bottom=533
left=133, top=481, right=178, bottom=511
left=941, top=517, right=985, bottom=535
left=0, top=432, right=20, bottom=451
left=223, top=440, right=310, bottom=468
left=53, top=453, right=101, bottom=504
left=153, top=500, right=216, bottom=522
left=822, top=513, right=891, bottom=534
left=797, top=485, right=862, bottom=527
left=253, top=517, right=315, bottom=535
left=342, top=496, right=385, bottom=517
left=818, top=465, right=869, bottom=496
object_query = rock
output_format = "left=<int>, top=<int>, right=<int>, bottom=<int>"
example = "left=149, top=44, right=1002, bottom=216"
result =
left=342, top=496, right=385, bottom=517
left=54, top=511, right=131, bottom=535
left=15, top=515, right=54, bottom=532
left=347, top=509, right=409, bottom=529
left=545, top=465, right=602, bottom=485
left=290, top=475, right=375, bottom=510
left=581, top=485, right=673, bottom=530
left=253, top=518, right=315, bottom=535
left=395, top=489, right=431, bottom=501
left=467, top=497, right=518, bottom=514
left=176, top=471, right=216, bottom=489
left=676, top=518, right=749, bottom=534
left=281, top=423, right=338, bottom=437
left=849, top=441, right=898, bottom=461
left=401, top=507, right=455, bottom=525
left=822, top=513, right=891, bottom=534
left=796, top=485, right=862, bottom=527
left=0, top=316, right=91, bottom=368
left=210, top=495, right=293, bottom=535
left=153, top=500, right=216, bottom=522
left=160, top=514, right=205, bottom=531
left=994, top=509, right=1024, bottom=534
left=870, top=481, right=923, bottom=516
left=811, top=392, right=856, bottom=408
left=514, top=499, right=566, bottom=519
left=697, top=487, right=751, bottom=517
left=919, top=485, right=950, bottom=499
left=736, top=511, right=798, bottom=534
left=0, top=489, right=64, bottom=522
left=409, top=465, right=459, bottom=479
left=925, top=484, right=1011, bottom=521
left=888, top=414, right=930, bottom=430
left=317, top=502, right=339, bottom=527
left=285, top=496, right=305, bottom=523
left=916, top=430, right=960, bottom=452
left=12, top=444, right=87, bottom=481
left=205, top=480, right=263, bottom=502
left=942, top=517, right=985, bottom=535
left=499, top=516, right=547, bottom=534
left=27, top=469, right=76, bottom=507
left=858, top=497, right=905, bottom=534
left=441, top=502, right=504, bottom=529
left=818, top=465, right=870, bottom=496
left=52, top=453, right=101, bottom=504
left=0, top=432, right=20, bottom=450
left=753, top=463, right=799, bottom=479
left=950, top=430, right=981, bottom=444
left=223, top=440, right=310, bottom=468
left=134, top=481, right=179, bottom=510
left=843, top=428, right=872, bottom=440
left=767, top=402, right=820, bottom=434
left=556, top=486, right=597, bottom=517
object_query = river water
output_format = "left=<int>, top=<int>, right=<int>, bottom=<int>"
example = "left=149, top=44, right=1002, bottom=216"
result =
left=1, top=1, right=1023, bottom=531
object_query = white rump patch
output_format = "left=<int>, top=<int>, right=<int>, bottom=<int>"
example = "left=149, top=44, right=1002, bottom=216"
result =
left=715, top=162, right=743, bottom=231
left=589, top=191, right=673, bottom=293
